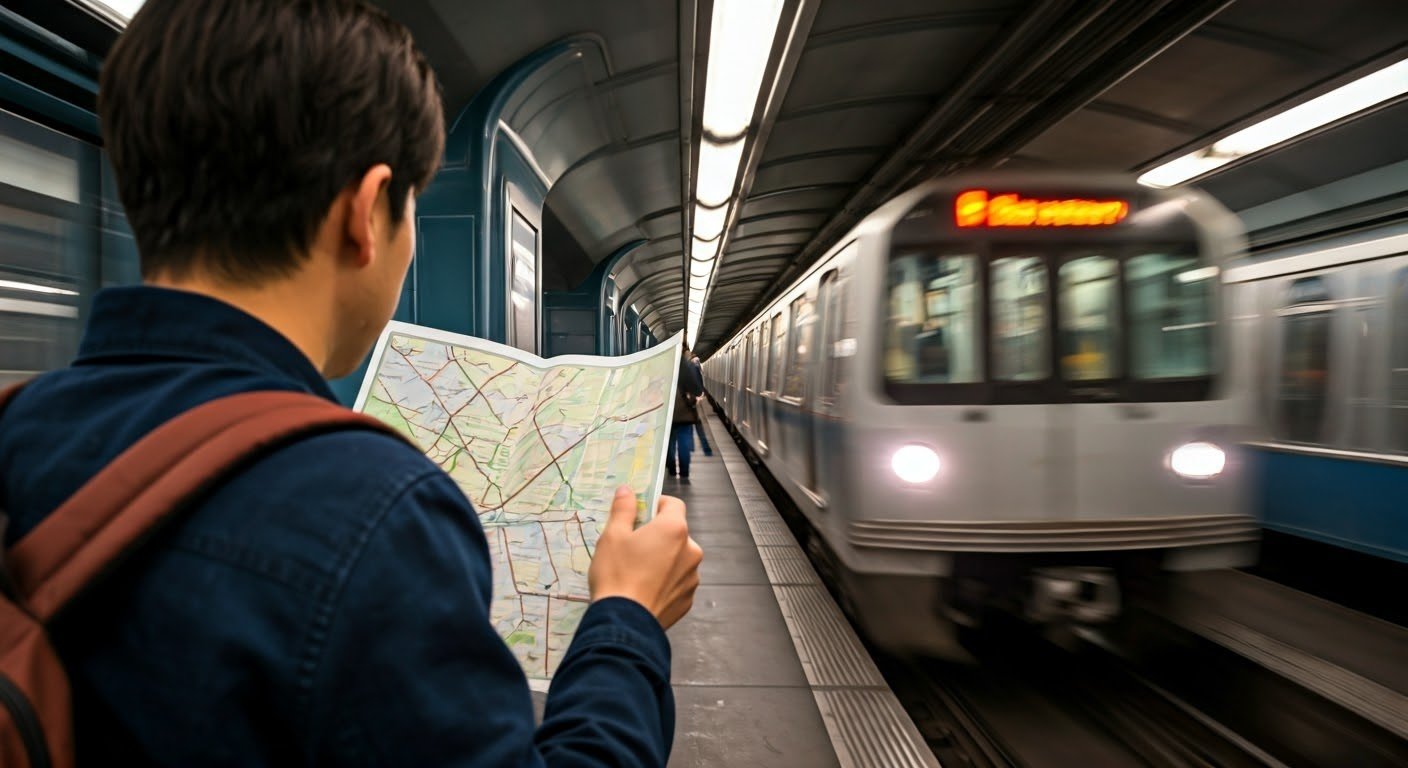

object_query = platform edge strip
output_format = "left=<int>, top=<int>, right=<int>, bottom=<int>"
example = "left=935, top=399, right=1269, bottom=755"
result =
left=704, top=408, right=939, bottom=767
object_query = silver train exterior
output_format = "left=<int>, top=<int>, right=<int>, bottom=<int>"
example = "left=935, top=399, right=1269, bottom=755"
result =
left=1223, top=222, right=1408, bottom=565
left=701, top=171, right=1260, bottom=657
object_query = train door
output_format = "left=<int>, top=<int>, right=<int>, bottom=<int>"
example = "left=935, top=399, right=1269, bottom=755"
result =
left=986, top=251, right=1064, bottom=521
left=812, top=269, right=841, bottom=502
left=1062, top=249, right=1230, bottom=522
left=784, top=291, right=818, bottom=491
left=769, top=313, right=787, bottom=456
left=758, top=318, right=771, bottom=450
left=742, top=330, right=754, bottom=430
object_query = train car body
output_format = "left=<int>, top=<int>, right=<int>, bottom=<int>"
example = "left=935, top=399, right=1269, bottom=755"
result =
left=703, top=171, right=1259, bottom=656
left=1224, top=222, right=1408, bottom=565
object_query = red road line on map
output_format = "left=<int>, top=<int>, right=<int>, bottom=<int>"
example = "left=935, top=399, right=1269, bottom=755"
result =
left=477, top=403, right=664, bottom=513
left=393, top=346, right=503, bottom=496
left=538, top=520, right=561, bottom=588
left=451, top=356, right=521, bottom=428
left=515, top=591, right=590, bottom=604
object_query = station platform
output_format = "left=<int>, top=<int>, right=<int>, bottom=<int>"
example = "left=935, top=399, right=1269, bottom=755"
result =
left=659, top=409, right=938, bottom=767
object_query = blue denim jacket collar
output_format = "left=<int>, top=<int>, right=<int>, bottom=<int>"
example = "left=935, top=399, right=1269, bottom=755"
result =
left=74, top=285, right=337, bottom=401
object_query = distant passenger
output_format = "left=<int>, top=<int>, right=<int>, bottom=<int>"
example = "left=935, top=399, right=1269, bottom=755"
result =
left=0, top=0, right=701, bottom=765
left=689, top=354, right=713, bottom=456
left=667, top=345, right=705, bottom=478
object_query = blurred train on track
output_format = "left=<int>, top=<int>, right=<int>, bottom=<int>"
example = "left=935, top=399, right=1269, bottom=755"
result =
left=702, top=171, right=1261, bottom=657
left=1225, top=221, right=1408, bottom=568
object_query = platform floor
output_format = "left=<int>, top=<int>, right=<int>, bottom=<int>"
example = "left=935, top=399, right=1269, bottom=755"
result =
left=661, top=408, right=938, bottom=768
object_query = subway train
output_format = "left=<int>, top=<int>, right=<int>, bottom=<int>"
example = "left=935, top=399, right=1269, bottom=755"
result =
left=1223, top=221, right=1408, bottom=566
left=701, top=171, right=1261, bottom=657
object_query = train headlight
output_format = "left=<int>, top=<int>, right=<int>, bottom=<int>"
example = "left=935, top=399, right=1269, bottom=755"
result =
left=892, top=445, right=941, bottom=484
left=1169, top=442, right=1225, bottom=480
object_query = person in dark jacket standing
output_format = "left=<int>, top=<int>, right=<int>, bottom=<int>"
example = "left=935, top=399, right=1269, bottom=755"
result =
left=688, top=354, right=713, bottom=456
left=666, top=346, right=704, bottom=478
left=0, top=1, right=702, bottom=764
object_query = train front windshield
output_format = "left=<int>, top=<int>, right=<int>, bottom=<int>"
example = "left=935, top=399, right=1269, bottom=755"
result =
left=884, top=242, right=1218, bottom=403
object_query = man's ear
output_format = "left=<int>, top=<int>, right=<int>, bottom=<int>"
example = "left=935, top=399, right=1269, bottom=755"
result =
left=346, top=163, right=394, bottom=268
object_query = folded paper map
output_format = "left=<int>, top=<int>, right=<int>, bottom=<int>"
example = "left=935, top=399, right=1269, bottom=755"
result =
left=353, top=321, right=681, bottom=683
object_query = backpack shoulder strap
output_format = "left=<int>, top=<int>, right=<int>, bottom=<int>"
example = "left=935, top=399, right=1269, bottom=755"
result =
left=0, top=380, right=28, bottom=414
left=7, top=389, right=411, bottom=623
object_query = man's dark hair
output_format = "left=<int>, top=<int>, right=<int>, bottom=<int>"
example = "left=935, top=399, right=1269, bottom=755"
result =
left=98, top=0, right=446, bottom=283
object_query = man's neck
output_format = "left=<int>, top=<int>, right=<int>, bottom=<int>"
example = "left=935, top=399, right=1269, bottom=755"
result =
left=146, top=271, right=334, bottom=375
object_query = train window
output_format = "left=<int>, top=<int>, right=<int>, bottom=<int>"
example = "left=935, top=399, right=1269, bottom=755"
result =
left=1058, top=255, right=1119, bottom=381
left=1277, top=277, right=1332, bottom=444
left=767, top=313, right=785, bottom=393
left=1127, top=253, right=1213, bottom=379
left=991, top=255, right=1048, bottom=381
left=885, top=251, right=981, bottom=384
left=783, top=294, right=814, bottom=400
left=745, top=329, right=755, bottom=391
left=1391, top=269, right=1408, bottom=451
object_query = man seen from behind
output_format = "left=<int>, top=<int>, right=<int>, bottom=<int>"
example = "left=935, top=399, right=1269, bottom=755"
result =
left=0, top=0, right=702, bottom=764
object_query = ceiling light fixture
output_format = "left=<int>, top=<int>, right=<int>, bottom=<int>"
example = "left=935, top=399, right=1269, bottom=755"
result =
left=76, top=0, right=146, bottom=25
left=1139, top=56, right=1408, bottom=188
left=685, top=0, right=786, bottom=349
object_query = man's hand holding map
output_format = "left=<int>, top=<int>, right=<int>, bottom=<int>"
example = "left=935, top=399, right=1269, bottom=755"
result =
left=353, top=321, right=686, bottom=684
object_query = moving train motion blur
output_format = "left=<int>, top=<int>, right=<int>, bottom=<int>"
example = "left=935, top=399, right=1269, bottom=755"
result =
left=702, top=172, right=1260, bottom=656
left=1226, top=222, right=1408, bottom=566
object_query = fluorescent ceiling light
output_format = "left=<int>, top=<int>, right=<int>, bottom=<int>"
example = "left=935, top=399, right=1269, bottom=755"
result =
left=694, top=203, right=728, bottom=241
left=701, top=0, right=785, bottom=139
left=0, top=279, right=77, bottom=296
left=78, top=0, right=146, bottom=24
left=696, top=138, right=745, bottom=207
left=1140, top=56, right=1408, bottom=188
left=692, top=237, right=720, bottom=262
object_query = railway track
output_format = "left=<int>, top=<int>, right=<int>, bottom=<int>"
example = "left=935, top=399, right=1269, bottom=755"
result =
left=878, top=618, right=1283, bottom=768
left=710, top=400, right=1408, bottom=767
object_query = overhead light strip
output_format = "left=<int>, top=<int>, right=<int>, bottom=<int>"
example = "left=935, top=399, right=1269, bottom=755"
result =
left=1139, top=56, right=1408, bottom=188
left=75, top=0, right=146, bottom=26
left=686, top=0, right=786, bottom=349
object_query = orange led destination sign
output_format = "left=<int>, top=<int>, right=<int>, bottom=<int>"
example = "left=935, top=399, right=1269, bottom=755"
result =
left=954, top=189, right=1129, bottom=228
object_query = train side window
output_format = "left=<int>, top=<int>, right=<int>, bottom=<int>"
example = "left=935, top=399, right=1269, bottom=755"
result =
left=991, top=255, right=1048, bottom=381
left=767, top=313, right=785, bottom=393
left=1391, top=269, right=1408, bottom=451
left=1127, top=253, right=1214, bottom=379
left=1277, top=277, right=1333, bottom=444
left=783, top=294, right=814, bottom=399
left=758, top=318, right=770, bottom=391
left=1058, top=255, right=1120, bottom=381
left=884, top=250, right=981, bottom=384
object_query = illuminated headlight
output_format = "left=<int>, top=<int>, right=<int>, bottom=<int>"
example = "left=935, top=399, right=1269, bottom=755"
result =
left=1169, top=442, right=1225, bottom=480
left=892, top=445, right=940, bottom=484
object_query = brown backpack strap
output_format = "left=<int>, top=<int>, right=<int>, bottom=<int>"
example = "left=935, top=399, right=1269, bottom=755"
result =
left=7, top=389, right=411, bottom=623
left=0, top=381, right=28, bottom=414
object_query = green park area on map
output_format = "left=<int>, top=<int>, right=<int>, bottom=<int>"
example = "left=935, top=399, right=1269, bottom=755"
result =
left=356, top=322, right=679, bottom=681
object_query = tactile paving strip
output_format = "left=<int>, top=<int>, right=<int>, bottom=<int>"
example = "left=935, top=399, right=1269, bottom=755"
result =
left=736, top=495, right=780, bottom=522
left=759, top=546, right=820, bottom=586
left=774, top=585, right=886, bottom=689
left=702, top=408, right=938, bottom=768
left=815, top=689, right=941, bottom=768
left=750, top=520, right=799, bottom=547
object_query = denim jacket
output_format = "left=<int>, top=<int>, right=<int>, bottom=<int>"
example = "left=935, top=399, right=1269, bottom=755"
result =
left=0, top=286, right=673, bottom=766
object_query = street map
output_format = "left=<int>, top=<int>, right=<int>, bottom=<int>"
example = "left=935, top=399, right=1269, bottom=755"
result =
left=353, top=321, right=680, bottom=684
